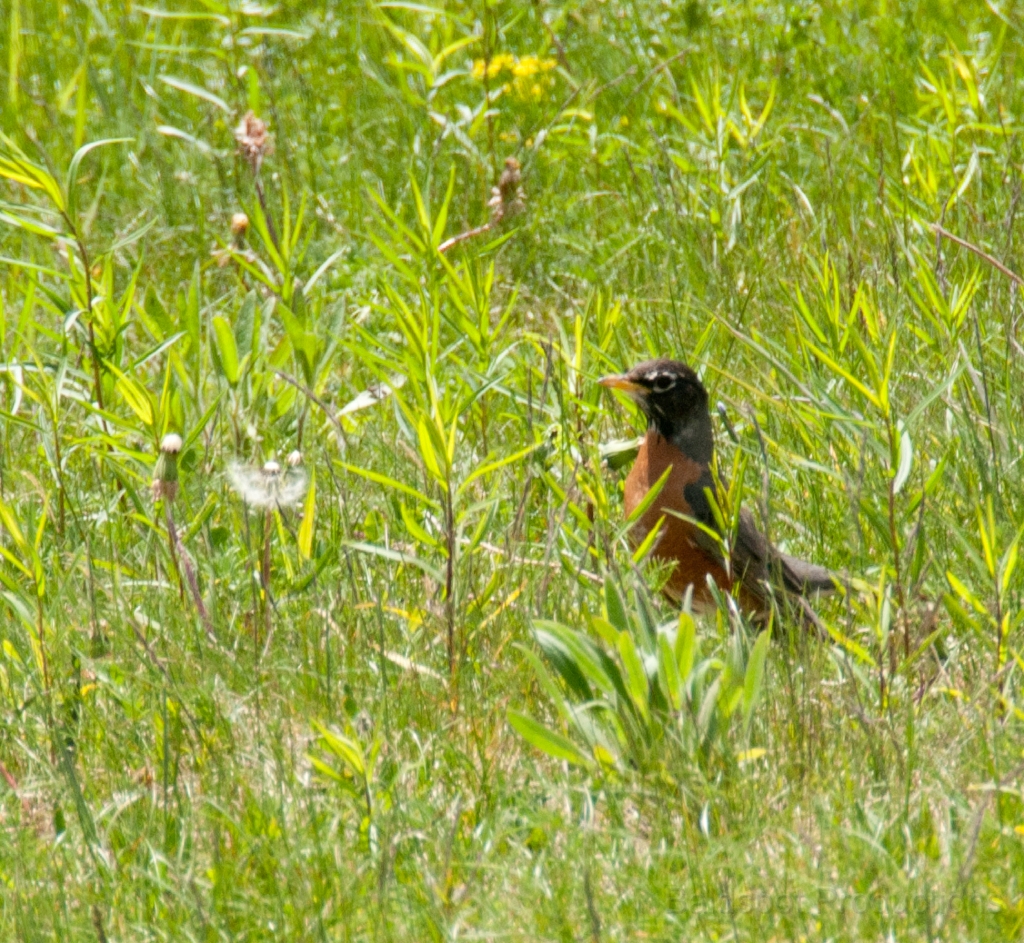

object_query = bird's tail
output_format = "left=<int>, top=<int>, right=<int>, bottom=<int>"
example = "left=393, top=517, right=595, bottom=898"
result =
left=778, top=552, right=842, bottom=596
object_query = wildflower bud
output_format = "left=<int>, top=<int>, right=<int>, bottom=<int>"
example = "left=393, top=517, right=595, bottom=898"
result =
left=488, top=156, right=526, bottom=224
left=235, top=111, right=271, bottom=174
left=230, top=212, right=250, bottom=235
left=152, top=433, right=183, bottom=503
left=286, top=450, right=303, bottom=467
left=263, top=460, right=281, bottom=475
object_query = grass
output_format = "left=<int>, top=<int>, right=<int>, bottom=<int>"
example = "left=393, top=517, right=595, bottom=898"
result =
left=2, top=0, right=1024, bottom=939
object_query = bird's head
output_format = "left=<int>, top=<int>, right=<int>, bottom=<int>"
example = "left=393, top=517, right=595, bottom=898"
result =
left=599, top=358, right=713, bottom=462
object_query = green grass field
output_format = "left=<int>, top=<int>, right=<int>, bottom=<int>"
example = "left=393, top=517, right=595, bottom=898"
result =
left=2, top=0, right=1024, bottom=939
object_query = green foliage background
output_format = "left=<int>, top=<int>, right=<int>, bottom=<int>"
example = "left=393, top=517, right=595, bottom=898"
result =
left=2, top=0, right=1024, bottom=939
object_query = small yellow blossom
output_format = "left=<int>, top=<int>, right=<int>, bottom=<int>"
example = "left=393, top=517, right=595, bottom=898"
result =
left=471, top=53, right=515, bottom=81
left=471, top=53, right=558, bottom=100
left=511, top=55, right=557, bottom=79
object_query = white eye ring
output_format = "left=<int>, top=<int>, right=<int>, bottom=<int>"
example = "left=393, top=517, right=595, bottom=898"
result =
left=650, top=374, right=675, bottom=393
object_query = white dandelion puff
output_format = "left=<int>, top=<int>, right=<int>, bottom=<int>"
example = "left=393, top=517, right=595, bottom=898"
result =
left=228, top=459, right=308, bottom=509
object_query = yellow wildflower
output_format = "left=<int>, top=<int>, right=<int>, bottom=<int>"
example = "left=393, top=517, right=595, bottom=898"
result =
left=511, top=55, right=557, bottom=79
left=471, top=53, right=515, bottom=81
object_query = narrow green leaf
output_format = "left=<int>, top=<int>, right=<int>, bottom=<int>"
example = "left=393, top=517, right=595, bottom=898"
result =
left=158, top=75, right=230, bottom=112
left=298, top=472, right=316, bottom=560
left=303, top=248, right=345, bottom=296
left=66, top=138, right=131, bottom=219
left=946, top=571, right=988, bottom=617
left=624, top=463, right=673, bottom=527
left=344, top=540, right=444, bottom=584
left=334, top=459, right=438, bottom=509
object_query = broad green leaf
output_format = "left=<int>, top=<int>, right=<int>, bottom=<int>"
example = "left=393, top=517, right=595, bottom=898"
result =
left=533, top=622, right=599, bottom=701
left=946, top=571, right=988, bottom=617
left=313, top=723, right=365, bottom=777
left=212, top=315, right=240, bottom=384
left=400, top=502, right=439, bottom=549
left=742, top=627, right=771, bottom=733
left=416, top=416, right=445, bottom=483
left=507, top=709, right=592, bottom=768
left=893, top=424, right=913, bottom=494
left=616, top=630, right=649, bottom=719
left=235, top=291, right=258, bottom=357
left=0, top=498, right=27, bottom=550
left=515, top=644, right=573, bottom=726
left=675, top=611, right=697, bottom=680
left=658, top=632, right=683, bottom=712
left=822, top=619, right=877, bottom=667
left=604, top=578, right=629, bottom=633
left=115, top=374, right=154, bottom=427
left=181, top=262, right=201, bottom=355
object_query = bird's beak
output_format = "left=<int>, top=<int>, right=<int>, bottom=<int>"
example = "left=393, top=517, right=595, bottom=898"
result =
left=598, top=374, right=646, bottom=394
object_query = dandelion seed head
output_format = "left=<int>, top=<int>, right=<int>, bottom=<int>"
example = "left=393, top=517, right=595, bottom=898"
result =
left=228, top=459, right=308, bottom=509
left=160, top=433, right=183, bottom=454
left=153, top=434, right=183, bottom=503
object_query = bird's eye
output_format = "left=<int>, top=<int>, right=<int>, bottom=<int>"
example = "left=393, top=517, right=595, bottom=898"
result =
left=650, top=374, right=675, bottom=393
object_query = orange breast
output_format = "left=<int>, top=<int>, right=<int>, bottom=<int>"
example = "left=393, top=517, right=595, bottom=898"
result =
left=624, top=432, right=734, bottom=610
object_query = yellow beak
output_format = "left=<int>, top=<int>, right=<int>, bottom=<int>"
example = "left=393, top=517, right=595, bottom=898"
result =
left=598, top=374, right=645, bottom=393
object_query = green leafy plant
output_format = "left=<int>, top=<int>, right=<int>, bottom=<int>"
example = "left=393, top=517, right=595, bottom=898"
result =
left=340, top=172, right=531, bottom=684
left=510, top=576, right=771, bottom=777
left=309, top=722, right=382, bottom=852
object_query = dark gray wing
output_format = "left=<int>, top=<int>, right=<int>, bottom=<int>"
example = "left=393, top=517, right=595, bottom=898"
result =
left=684, top=469, right=836, bottom=600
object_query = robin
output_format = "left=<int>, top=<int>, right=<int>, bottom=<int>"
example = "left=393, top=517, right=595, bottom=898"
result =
left=600, top=358, right=837, bottom=618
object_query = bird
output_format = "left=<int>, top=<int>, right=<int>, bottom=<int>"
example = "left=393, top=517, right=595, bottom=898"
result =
left=599, top=358, right=837, bottom=619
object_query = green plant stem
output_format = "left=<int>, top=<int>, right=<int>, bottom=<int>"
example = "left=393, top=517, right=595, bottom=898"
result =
left=444, top=484, right=456, bottom=683
left=164, top=503, right=214, bottom=640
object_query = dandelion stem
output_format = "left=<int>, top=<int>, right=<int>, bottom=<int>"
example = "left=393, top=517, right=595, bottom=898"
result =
left=165, top=503, right=215, bottom=640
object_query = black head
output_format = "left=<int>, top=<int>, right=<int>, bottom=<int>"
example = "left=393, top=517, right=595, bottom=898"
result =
left=599, top=358, right=713, bottom=462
